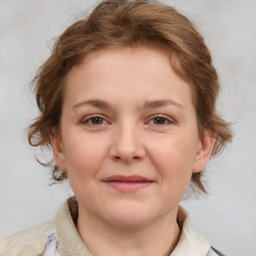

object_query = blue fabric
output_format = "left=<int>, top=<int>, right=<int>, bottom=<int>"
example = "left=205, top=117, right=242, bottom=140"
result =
left=41, top=234, right=61, bottom=256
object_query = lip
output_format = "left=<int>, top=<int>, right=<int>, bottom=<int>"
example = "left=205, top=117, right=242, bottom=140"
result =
left=103, top=175, right=153, bottom=192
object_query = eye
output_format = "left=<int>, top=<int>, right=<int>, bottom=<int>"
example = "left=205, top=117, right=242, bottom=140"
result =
left=82, top=116, right=108, bottom=126
left=148, top=115, right=173, bottom=125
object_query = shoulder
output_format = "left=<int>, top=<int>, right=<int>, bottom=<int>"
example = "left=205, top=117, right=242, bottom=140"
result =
left=175, top=206, right=226, bottom=256
left=0, top=221, right=55, bottom=256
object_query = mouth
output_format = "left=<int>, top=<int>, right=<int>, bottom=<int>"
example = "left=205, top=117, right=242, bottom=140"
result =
left=103, top=175, right=153, bottom=192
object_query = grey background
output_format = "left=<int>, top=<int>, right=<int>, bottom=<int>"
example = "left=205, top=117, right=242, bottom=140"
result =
left=0, top=0, right=255, bottom=255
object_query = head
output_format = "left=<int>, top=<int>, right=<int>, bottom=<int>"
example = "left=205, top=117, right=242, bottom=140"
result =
left=28, top=0, right=232, bottom=195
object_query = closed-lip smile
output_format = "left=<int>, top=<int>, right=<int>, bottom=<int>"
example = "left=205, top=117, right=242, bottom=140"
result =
left=103, top=175, right=154, bottom=192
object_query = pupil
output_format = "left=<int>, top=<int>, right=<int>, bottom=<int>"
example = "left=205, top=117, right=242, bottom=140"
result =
left=154, top=117, right=165, bottom=124
left=92, top=117, right=103, bottom=124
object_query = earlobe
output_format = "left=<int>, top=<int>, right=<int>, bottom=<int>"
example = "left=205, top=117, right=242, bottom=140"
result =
left=193, top=130, right=216, bottom=173
left=49, top=129, right=67, bottom=173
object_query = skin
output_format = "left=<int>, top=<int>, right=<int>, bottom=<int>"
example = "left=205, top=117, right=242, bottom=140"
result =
left=50, top=47, right=215, bottom=256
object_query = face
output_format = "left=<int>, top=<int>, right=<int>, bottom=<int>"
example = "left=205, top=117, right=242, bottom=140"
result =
left=51, top=47, right=214, bottom=229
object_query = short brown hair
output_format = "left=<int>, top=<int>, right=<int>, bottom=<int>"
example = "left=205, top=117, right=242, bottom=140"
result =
left=28, top=0, right=233, bottom=194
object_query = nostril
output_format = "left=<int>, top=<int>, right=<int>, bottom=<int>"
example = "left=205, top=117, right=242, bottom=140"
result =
left=109, top=134, right=146, bottom=161
left=112, top=154, right=141, bottom=162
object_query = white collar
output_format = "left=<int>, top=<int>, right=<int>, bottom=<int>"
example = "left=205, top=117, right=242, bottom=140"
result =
left=171, top=206, right=210, bottom=256
left=54, top=199, right=210, bottom=256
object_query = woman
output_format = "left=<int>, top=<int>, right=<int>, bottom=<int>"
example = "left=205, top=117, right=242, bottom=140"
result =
left=0, top=0, right=232, bottom=255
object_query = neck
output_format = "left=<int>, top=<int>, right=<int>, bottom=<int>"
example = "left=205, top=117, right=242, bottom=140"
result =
left=76, top=206, right=181, bottom=256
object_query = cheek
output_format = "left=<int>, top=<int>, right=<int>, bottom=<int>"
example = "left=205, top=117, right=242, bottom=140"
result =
left=63, top=134, right=108, bottom=180
left=63, top=135, right=109, bottom=205
left=149, top=133, right=198, bottom=186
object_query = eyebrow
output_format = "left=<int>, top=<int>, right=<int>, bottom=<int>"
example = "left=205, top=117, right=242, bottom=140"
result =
left=142, top=99, right=184, bottom=110
left=73, top=99, right=113, bottom=110
left=73, top=99, right=184, bottom=110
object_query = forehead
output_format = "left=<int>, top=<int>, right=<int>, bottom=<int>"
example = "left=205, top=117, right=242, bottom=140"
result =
left=74, top=47, right=172, bottom=76
left=63, top=47, right=194, bottom=111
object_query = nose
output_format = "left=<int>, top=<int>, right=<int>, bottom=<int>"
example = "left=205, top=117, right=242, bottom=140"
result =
left=109, top=123, right=145, bottom=163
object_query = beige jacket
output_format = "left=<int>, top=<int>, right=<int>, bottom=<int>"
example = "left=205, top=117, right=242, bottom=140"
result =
left=0, top=198, right=221, bottom=256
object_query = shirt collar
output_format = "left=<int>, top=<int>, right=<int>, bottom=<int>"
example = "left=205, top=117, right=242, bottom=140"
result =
left=54, top=198, right=210, bottom=256
left=171, top=206, right=210, bottom=256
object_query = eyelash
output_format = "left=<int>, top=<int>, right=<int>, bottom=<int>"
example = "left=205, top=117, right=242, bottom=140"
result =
left=81, top=114, right=174, bottom=127
left=81, top=115, right=108, bottom=126
left=148, top=115, right=174, bottom=125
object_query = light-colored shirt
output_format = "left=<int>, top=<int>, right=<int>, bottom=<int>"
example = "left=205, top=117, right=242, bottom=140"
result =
left=0, top=198, right=223, bottom=256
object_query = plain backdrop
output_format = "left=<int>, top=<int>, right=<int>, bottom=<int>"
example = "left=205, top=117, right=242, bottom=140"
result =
left=0, top=0, right=256, bottom=255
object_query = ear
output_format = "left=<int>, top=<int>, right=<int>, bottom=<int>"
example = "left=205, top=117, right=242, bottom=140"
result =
left=193, top=130, right=216, bottom=173
left=49, top=129, right=67, bottom=173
